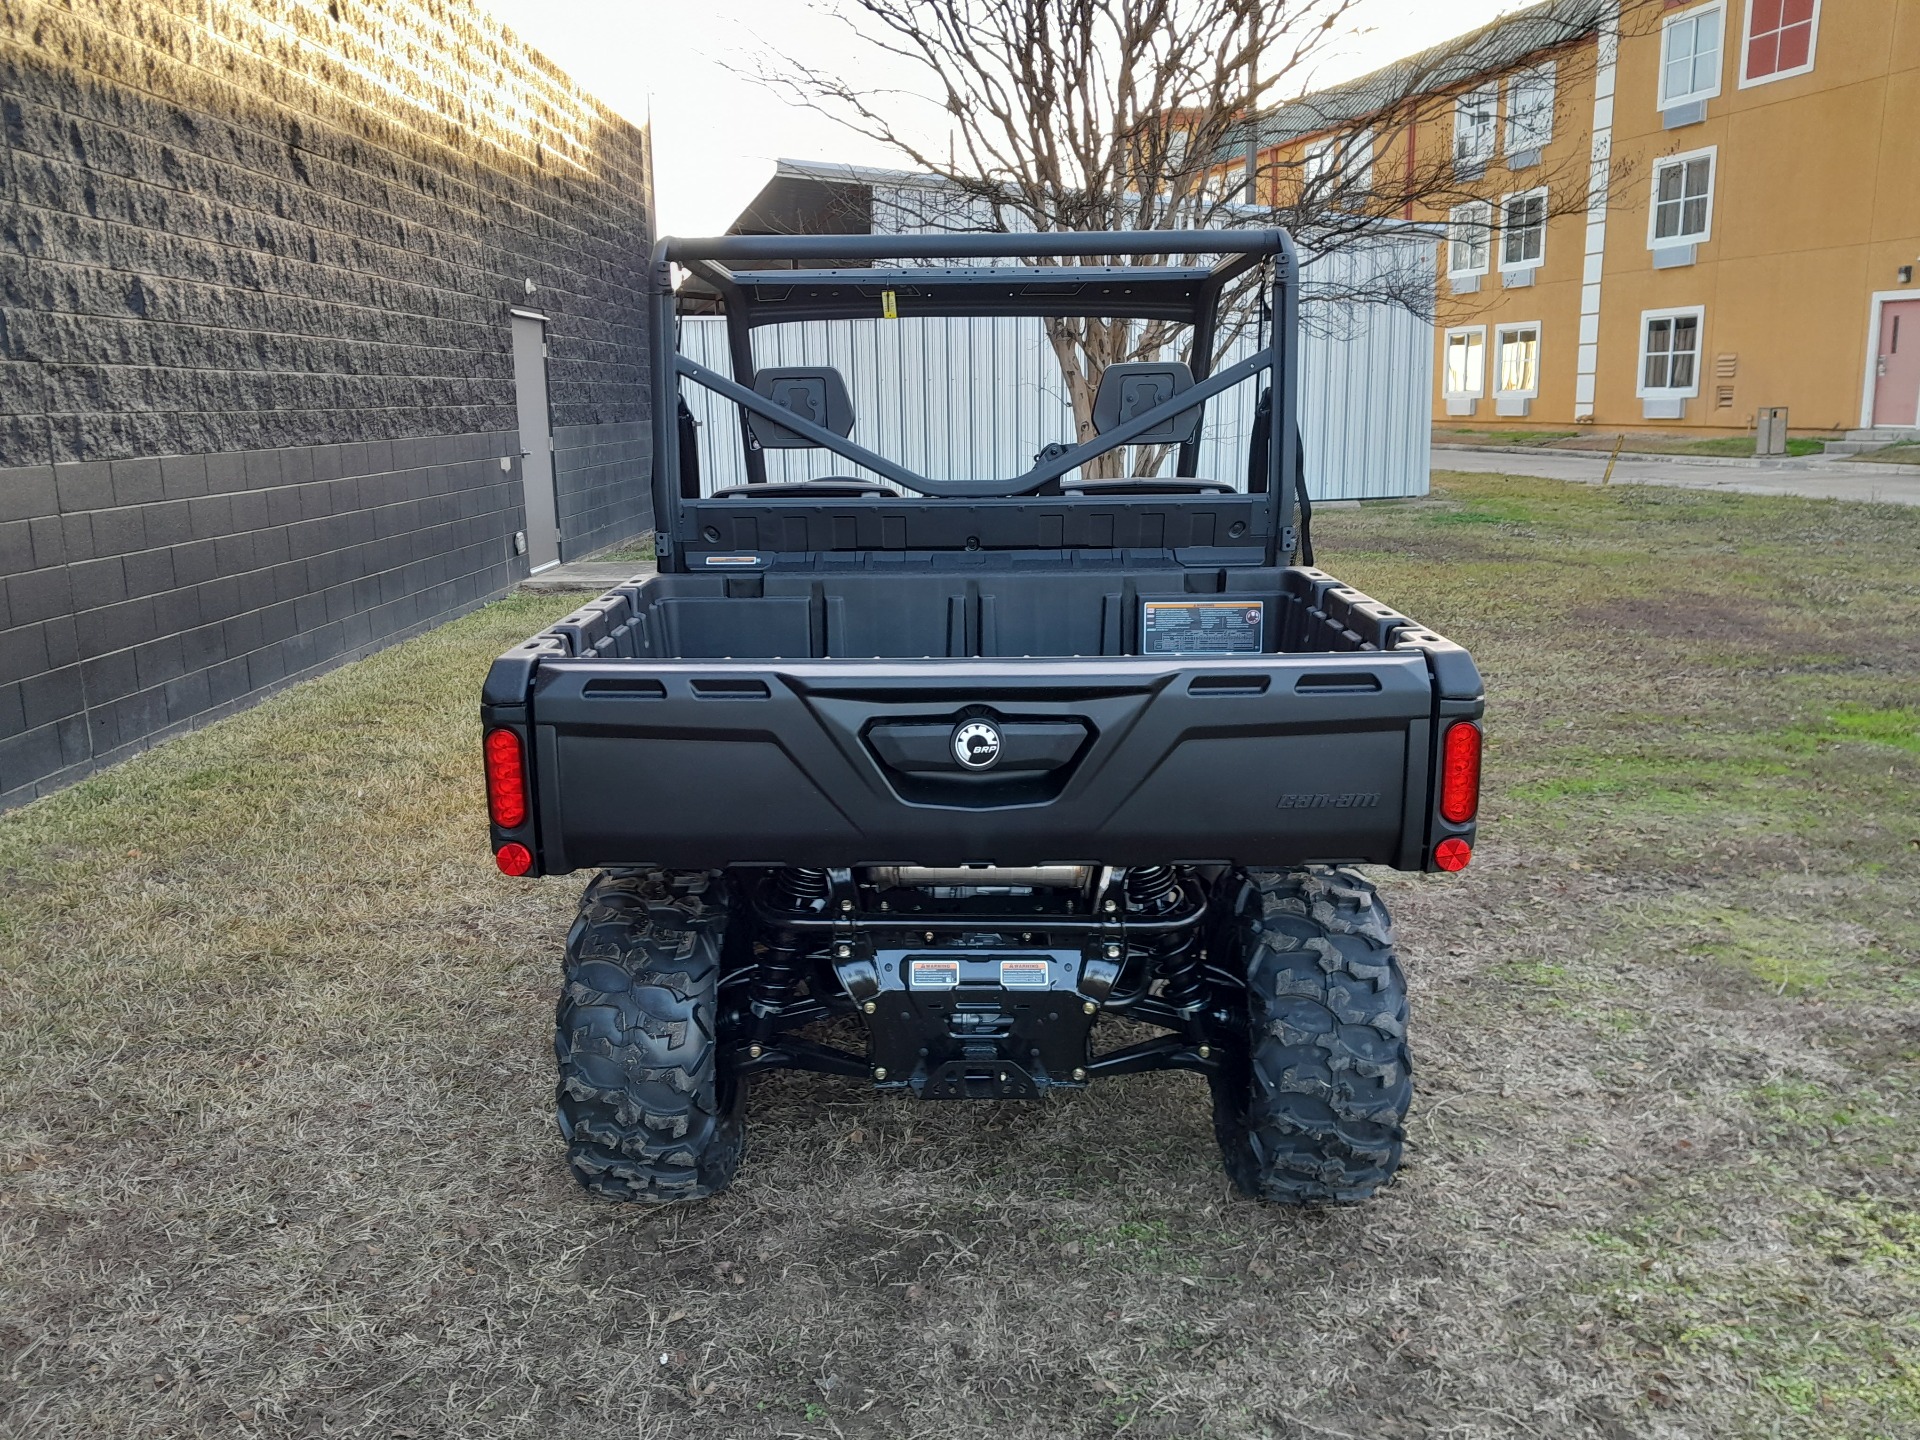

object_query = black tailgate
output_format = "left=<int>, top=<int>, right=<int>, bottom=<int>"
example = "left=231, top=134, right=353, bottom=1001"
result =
left=524, top=652, right=1438, bottom=872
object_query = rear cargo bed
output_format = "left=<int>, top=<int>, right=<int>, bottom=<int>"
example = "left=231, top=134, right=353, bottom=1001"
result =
left=514, top=563, right=1451, bottom=661
left=484, top=565, right=1481, bottom=874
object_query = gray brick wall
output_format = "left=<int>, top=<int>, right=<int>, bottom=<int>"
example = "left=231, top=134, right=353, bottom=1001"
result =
left=554, top=420, right=650, bottom=559
left=0, top=0, right=655, bottom=805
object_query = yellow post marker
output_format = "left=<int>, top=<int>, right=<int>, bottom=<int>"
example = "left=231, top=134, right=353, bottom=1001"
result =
left=880, top=289, right=898, bottom=320
left=1601, top=432, right=1625, bottom=486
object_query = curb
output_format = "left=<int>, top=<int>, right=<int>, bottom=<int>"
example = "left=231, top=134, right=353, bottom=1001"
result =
left=518, top=562, right=656, bottom=594
left=1430, top=443, right=1837, bottom=470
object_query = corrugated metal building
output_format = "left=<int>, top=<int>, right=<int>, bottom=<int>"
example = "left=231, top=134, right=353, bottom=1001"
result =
left=682, top=161, right=1438, bottom=501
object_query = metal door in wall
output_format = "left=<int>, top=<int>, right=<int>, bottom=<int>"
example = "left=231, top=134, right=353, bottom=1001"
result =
left=1872, top=299, right=1920, bottom=428
left=510, top=311, right=561, bottom=570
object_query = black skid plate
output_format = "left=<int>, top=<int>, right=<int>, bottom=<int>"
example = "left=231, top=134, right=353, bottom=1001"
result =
left=862, top=948, right=1097, bottom=1099
left=921, top=1058, right=1041, bottom=1100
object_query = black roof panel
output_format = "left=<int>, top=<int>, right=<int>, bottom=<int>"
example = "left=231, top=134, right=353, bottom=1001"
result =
left=720, top=265, right=1219, bottom=324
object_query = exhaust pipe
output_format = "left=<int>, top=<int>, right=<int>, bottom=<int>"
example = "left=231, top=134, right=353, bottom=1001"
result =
left=865, top=866, right=1093, bottom=890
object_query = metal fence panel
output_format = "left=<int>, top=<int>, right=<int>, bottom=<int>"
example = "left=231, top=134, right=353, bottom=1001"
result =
left=679, top=232, right=1434, bottom=501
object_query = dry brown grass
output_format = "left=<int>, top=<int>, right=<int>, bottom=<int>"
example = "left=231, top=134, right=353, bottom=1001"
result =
left=3, top=474, right=1917, bottom=1439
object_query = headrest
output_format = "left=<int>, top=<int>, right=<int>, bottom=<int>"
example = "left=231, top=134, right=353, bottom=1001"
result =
left=1090, top=362, right=1201, bottom=444
left=746, top=367, right=855, bottom=449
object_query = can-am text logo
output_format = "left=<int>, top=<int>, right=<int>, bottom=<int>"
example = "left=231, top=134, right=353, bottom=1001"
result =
left=1276, top=792, right=1380, bottom=809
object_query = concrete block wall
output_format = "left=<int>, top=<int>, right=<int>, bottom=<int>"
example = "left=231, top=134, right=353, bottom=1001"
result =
left=553, top=420, right=650, bottom=555
left=0, top=0, right=655, bottom=807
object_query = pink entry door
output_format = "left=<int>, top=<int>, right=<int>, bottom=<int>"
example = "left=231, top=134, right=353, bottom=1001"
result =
left=1873, top=299, right=1920, bottom=427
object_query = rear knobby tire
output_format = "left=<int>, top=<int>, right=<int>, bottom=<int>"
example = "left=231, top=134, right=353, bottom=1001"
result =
left=554, top=870, right=745, bottom=1201
left=1211, top=867, right=1411, bottom=1205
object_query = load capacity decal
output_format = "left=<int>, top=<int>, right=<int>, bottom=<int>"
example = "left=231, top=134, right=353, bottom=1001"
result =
left=1140, top=599, right=1265, bottom=655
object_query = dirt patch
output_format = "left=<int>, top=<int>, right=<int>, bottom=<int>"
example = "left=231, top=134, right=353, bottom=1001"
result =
left=1569, top=594, right=1772, bottom=642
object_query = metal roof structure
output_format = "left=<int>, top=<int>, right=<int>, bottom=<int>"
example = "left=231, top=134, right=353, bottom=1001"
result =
left=1230, top=0, right=1611, bottom=154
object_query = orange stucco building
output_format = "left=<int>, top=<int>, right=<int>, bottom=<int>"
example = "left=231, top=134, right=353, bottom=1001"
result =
left=1235, top=0, right=1920, bottom=439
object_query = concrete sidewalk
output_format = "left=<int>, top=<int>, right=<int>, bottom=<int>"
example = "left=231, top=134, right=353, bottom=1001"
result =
left=1432, top=445, right=1920, bottom=506
left=519, top=559, right=656, bottom=593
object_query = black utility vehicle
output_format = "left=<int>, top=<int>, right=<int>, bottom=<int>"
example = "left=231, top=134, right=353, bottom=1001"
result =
left=481, top=230, right=1484, bottom=1205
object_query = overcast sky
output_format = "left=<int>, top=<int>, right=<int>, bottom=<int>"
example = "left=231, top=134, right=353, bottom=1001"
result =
left=473, top=0, right=1531, bottom=237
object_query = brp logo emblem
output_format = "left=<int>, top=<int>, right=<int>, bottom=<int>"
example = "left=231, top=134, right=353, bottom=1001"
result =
left=952, top=719, right=1003, bottom=770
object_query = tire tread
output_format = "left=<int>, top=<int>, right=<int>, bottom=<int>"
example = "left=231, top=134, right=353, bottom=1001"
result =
left=554, top=870, right=744, bottom=1202
left=1212, top=866, right=1411, bottom=1205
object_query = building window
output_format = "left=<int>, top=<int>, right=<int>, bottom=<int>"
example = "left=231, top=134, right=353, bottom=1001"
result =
left=1660, top=2, right=1725, bottom=109
left=1639, top=308, right=1705, bottom=395
left=1741, top=0, right=1819, bottom=86
left=1198, top=168, right=1239, bottom=207
left=1304, top=136, right=1335, bottom=188
left=1447, top=201, right=1492, bottom=276
left=1500, top=188, right=1547, bottom=270
left=1496, top=324, right=1541, bottom=397
left=1649, top=147, right=1716, bottom=246
left=1305, top=129, right=1373, bottom=206
left=1453, top=85, right=1497, bottom=173
left=1505, top=65, right=1556, bottom=155
left=1346, top=129, right=1374, bottom=195
left=1444, top=327, right=1488, bottom=396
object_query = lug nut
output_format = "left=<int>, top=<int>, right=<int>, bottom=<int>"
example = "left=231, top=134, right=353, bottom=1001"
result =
left=1105, top=943, right=1121, bottom=959
left=748, top=1044, right=763, bottom=1059
left=873, top=1066, right=888, bottom=1081
left=835, top=943, right=852, bottom=959
left=839, top=898, right=854, bottom=912
left=1082, top=1000, right=1097, bottom=1015
left=1072, top=1067, right=1088, bottom=1081
left=862, top=1000, right=876, bottom=1014
left=1198, top=1045, right=1211, bottom=1059
left=1102, top=898, right=1117, bottom=913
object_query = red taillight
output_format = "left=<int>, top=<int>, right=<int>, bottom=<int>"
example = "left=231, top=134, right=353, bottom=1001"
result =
left=1440, top=720, right=1482, bottom=824
left=495, top=842, right=533, bottom=876
left=484, top=727, right=528, bottom=829
left=1433, top=837, right=1472, bottom=871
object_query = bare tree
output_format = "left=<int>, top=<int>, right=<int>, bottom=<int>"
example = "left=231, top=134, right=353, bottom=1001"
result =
left=753, top=0, right=1648, bottom=474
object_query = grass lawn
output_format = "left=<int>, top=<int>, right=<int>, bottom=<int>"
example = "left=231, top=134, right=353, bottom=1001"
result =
left=589, top=534, right=657, bottom=565
left=1436, top=427, right=1583, bottom=446
left=1661, top=434, right=1829, bottom=459
left=1438, top=429, right=1830, bottom=459
left=3, top=473, right=1918, bottom=1439
left=1848, top=441, right=1920, bottom=467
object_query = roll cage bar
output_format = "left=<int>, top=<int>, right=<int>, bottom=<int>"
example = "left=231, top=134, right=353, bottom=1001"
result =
left=648, top=230, right=1300, bottom=560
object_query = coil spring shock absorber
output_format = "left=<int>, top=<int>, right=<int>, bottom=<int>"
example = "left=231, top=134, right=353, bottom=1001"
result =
left=775, top=867, right=832, bottom=912
left=751, top=868, right=829, bottom=1042
left=1126, top=865, right=1181, bottom=914
left=1128, top=867, right=1206, bottom=1015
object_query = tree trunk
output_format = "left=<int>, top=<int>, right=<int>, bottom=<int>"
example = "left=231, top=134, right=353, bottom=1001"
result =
left=1046, top=316, right=1134, bottom=479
